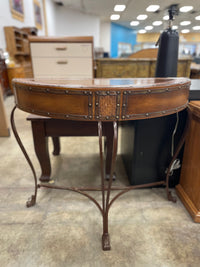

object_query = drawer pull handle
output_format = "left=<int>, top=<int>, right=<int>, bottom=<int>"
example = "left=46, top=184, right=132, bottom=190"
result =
left=57, top=61, right=68, bottom=64
left=56, top=47, right=67, bottom=50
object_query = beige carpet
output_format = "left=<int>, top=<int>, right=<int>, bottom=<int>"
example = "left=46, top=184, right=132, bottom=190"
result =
left=0, top=96, right=200, bottom=267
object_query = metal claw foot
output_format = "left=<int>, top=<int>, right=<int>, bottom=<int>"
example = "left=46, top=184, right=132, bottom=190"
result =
left=167, top=191, right=177, bottom=203
left=102, top=233, right=111, bottom=251
left=26, top=195, right=36, bottom=208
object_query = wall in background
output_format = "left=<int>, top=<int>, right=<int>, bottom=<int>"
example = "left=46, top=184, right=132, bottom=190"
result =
left=100, top=22, right=111, bottom=55
left=45, top=0, right=56, bottom=36
left=111, top=22, right=137, bottom=58
left=0, top=0, right=45, bottom=51
left=51, top=5, right=100, bottom=47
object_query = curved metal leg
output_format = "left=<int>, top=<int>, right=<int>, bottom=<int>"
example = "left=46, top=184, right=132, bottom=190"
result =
left=98, top=121, right=118, bottom=251
left=10, top=106, right=38, bottom=207
left=165, top=108, right=192, bottom=202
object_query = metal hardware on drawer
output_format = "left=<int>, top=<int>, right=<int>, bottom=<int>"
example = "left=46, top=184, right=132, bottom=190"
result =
left=57, top=61, right=68, bottom=64
left=55, top=47, right=67, bottom=50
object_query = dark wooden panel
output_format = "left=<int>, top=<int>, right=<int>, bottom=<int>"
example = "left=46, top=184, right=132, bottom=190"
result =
left=13, top=77, right=191, bottom=121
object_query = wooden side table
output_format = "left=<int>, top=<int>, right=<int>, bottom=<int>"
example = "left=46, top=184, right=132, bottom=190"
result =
left=176, top=101, right=200, bottom=223
left=11, top=77, right=190, bottom=250
left=27, top=114, right=115, bottom=182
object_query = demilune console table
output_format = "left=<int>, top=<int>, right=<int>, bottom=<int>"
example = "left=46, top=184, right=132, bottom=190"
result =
left=11, top=77, right=191, bottom=250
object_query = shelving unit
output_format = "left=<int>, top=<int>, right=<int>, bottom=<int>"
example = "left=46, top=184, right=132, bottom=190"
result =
left=4, top=26, right=33, bottom=78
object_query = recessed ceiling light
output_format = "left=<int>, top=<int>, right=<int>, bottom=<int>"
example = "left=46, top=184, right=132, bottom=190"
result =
left=146, top=5, right=160, bottom=12
left=163, top=15, right=169, bottom=20
left=110, top=14, right=120, bottom=21
left=181, top=29, right=190, bottom=33
left=145, top=26, right=153, bottom=30
left=195, top=15, right=200, bottom=20
left=172, top=25, right=178, bottom=30
left=137, top=14, right=148, bottom=20
left=180, top=6, right=193, bottom=13
left=114, top=5, right=126, bottom=12
left=180, top=21, right=191, bottom=26
left=193, top=26, right=200, bottom=30
left=152, top=21, right=162, bottom=26
left=130, top=21, right=139, bottom=26
left=138, top=30, right=146, bottom=34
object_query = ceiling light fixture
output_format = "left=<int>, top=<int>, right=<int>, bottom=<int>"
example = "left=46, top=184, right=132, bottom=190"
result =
left=145, top=26, right=153, bottom=30
left=172, top=25, right=178, bottom=30
left=180, top=21, right=191, bottom=26
left=163, top=15, right=169, bottom=20
left=137, top=14, right=148, bottom=20
left=110, top=14, right=120, bottom=21
left=138, top=30, right=146, bottom=34
left=152, top=21, right=162, bottom=26
left=180, top=6, right=193, bottom=13
left=130, top=21, right=139, bottom=26
left=193, top=26, right=200, bottom=30
left=195, top=15, right=200, bottom=20
left=114, top=5, right=126, bottom=12
left=146, top=5, right=160, bottom=12
left=181, top=29, right=190, bottom=33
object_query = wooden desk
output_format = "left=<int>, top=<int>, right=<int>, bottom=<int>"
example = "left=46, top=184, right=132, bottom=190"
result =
left=11, top=77, right=190, bottom=250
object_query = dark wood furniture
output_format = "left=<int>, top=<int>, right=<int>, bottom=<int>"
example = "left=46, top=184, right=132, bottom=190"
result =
left=0, top=84, right=9, bottom=137
left=176, top=101, right=200, bottom=223
left=7, top=65, right=25, bottom=92
left=11, top=77, right=190, bottom=250
left=27, top=115, right=114, bottom=181
left=0, top=55, right=11, bottom=98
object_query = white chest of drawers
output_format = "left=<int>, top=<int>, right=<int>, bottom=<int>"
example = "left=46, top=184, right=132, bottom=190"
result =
left=29, top=36, right=93, bottom=79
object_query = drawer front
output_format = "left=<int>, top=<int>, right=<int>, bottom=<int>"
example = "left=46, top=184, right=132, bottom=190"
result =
left=30, top=43, right=92, bottom=58
left=32, top=57, right=93, bottom=78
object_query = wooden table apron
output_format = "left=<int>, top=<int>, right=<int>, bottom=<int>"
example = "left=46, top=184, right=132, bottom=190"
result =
left=11, top=77, right=191, bottom=251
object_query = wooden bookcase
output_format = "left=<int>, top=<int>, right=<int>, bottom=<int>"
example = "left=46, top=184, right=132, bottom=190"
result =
left=4, top=26, right=33, bottom=78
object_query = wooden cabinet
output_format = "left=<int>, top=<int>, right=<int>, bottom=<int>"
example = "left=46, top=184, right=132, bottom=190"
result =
left=0, top=84, right=9, bottom=137
left=29, top=36, right=93, bottom=79
left=4, top=26, right=29, bottom=56
left=95, top=58, right=192, bottom=78
left=4, top=26, right=33, bottom=78
left=176, top=101, right=200, bottom=223
left=0, top=56, right=11, bottom=98
left=7, top=66, right=25, bottom=92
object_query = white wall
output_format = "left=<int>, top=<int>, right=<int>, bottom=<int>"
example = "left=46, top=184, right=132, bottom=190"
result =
left=48, top=5, right=100, bottom=47
left=0, top=1, right=107, bottom=52
left=0, top=0, right=45, bottom=50
left=45, top=0, right=56, bottom=36
left=100, top=21, right=111, bottom=54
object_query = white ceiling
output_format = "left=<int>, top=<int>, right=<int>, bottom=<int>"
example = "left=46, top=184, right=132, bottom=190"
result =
left=58, top=0, right=200, bottom=32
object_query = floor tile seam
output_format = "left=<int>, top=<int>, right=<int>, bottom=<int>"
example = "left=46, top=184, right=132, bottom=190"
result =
left=0, top=222, right=43, bottom=226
